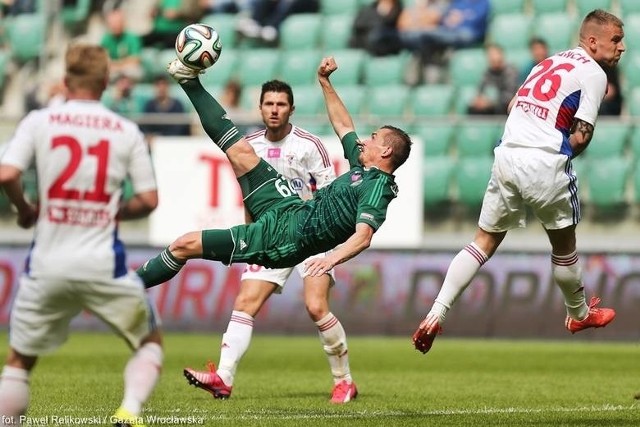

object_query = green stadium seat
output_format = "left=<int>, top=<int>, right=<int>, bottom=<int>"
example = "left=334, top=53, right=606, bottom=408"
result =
left=575, top=0, right=612, bottom=19
left=237, top=48, right=281, bottom=86
left=365, top=85, right=410, bottom=118
left=199, top=48, right=239, bottom=89
left=328, top=49, right=365, bottom=85
left=622, top=14, right=640, bottom=54
left=628, top=123, right=640, bottom=159
left=490, top=0, right=526, bottom=15
left=453, top=85, right=499, bottom=116
left=201, top=13, right=239, bottom=49
left=279, top=14, right=322, bottom=50
left=321, top=14, right=354, bottom=51
left=0, top=50, right=9, bottom=92
left=633, top=159, right=640, bottom=204
left=61, top=0, right=90, bottom=28
left=290, top=84, right=323, bottom=117
left=454, top=156, right=494, bottom=208
left=295, top=120, right=331, bottom=136
left=321, top=0, right=360, bottom=16
left=279, top=50, right=323, bottom=85
left=532, top=13, right=577, bottom=54
left=22, top=167, right=39, bottom=204
left=449, top=48, right=486, bottom=87
left=239, top=84, right=262, bottom=111
left=363, top=52, right=410, bottom=86
left=620, top=0, right=640, bottom=15
left=332, top=84, right=366, bottom=114
left=530, top=0, right=569, bottom=15
left=586, top=156, right=631, bottom=208
left=587, top=122, right=630, bottom=158
left=627, top=87, right=640, bottom=117
left=423, top=156, right=455, bottom=207
left=409, top=85, right=454, bottom=117
left=488, top=13, right=533, bottom=51
left=505, top=48, right=534, bottom=77
left=456, top=121, right=501, bottom=158
left=414, top=122, right=456, bottom=157
left=6, top=13, right=47, bottom=63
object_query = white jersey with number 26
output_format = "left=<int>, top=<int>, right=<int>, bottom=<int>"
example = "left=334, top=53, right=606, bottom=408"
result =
left=1, top=100, right=157, bottom=281
left=501, top=47, right=608, bottom=157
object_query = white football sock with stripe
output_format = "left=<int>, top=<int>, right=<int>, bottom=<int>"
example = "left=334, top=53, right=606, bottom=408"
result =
left=217, top=310, right=254, bottom=386
left=121, top=342, right=163, bottom=416
left=0, top=365, right=30, bottom=422
left=316, top=312, right=352, bottom=384
left=552, top=251, right=588, bottom=320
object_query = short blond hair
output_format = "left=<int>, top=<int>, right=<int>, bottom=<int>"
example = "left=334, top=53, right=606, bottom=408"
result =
left=65, top=44, right=109, bottom=94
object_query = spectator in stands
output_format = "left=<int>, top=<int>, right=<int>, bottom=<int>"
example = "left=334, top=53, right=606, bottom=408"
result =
left=519, top=37, right=549, bottom=84
left=142, top=74, right=191, bottom=136
left=141, top=0, right=192, bottom=49
left=467, top=43, right=520, bottom=115
left=104, top=73, right=142, bottom=117
left=100, top=8, right=144, bottom=81
left=398, top=0, right=490, bottom=81
left=349, top=0, right=404, bottom=57
left=600, top=66, right=622, bottom=116
left=199, top=0, right=254, bottom=14
left=236, top=0, right=319, bottom=44
left=1, top=0, right=36, bottom=16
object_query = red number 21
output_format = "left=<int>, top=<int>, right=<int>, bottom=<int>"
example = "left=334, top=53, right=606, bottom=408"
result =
left=518, top=58, right=575, bottom=101
left=48, top=136, right=111, bottom=203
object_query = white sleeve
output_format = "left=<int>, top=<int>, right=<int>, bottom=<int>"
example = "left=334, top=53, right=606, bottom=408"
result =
left=306, top=138, right=336, bottom=190
left=128, top=129, right=157, bottom=193
left=0, top=111, right=39, bottom=170
left=574, top=69, right=607, bottom=126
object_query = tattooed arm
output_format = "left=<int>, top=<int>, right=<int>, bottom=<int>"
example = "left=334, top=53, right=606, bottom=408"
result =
left=569, top=118, right=594, bottom=159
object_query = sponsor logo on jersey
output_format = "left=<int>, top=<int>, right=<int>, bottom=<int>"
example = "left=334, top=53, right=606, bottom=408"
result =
left=267, top=148, right=281, bottom=158
left=515, top=100, right=549, bottom=120
left=359, top=213, right=378, bottom=226
left=350, top=171, right=363, bottom=186
left=291, top=178, right=304, bottom=191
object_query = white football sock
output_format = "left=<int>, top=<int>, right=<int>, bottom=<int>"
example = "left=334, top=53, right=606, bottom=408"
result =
left=552, top=251, right=588, bottom=320
left=430, top=242, right=489, bottom=324
left=0, top=365, right=30, bottom=422
left=121, top=342, right=163, bottom=415
left=316, top=312, right=351, bottom=384
left=217, top=310, right=254, bottom=386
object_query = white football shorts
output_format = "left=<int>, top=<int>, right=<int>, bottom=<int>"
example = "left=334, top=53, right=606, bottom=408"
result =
left=10, top=271, right=160, bottom=356
left=241, top=252, right=336, bottom=292
left=479, top=145, right=580, bottom=233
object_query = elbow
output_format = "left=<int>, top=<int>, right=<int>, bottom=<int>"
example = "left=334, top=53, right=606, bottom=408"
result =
left=0, top=165, right=20, bottom=185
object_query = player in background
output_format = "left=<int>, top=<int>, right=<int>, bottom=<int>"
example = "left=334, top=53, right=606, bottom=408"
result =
left=182, top=80, right=357, bottom=404
left=0, top=44, right=162, bottom=427
left=413, top=9, right=625, bottom=355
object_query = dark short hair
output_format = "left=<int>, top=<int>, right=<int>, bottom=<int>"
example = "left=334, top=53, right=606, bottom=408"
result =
left=260, top=80, right=294, bottom=106
left=529, top=37, right=548, bottom=48
left=381, top=125, right=412, bottom=170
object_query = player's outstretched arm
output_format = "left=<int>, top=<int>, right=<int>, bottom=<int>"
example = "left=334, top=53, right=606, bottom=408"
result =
left=318, top=57, right=356, bottom=140
left=304, top=223, right=373, bottom=276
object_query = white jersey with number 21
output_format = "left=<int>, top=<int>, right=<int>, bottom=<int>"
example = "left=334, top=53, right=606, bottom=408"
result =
left=501, top=46, right=608, bottom=157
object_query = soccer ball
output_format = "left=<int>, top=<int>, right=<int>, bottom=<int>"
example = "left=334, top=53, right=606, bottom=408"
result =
left=175, top=23, right=222, bottom=70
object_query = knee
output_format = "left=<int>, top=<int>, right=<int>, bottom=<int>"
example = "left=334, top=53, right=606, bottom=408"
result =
left=169, top=231, right=201, bottom=261
left=233, top=294, right=262, bottom=316
left=305, top=299, right=329, bottom=322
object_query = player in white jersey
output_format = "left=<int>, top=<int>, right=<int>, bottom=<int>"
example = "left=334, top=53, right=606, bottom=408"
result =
left=183, top=80, right=357, bottom=403
left=0, top=44, right=162, bottom=426
left=412, top=9, right=625, bottom=355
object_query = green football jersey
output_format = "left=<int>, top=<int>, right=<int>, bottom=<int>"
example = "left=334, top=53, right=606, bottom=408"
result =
left=289, top=131, right=398, bottom=258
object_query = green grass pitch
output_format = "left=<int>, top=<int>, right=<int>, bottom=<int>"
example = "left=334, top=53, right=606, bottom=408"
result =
left=1, top=332, right=638, bottom=426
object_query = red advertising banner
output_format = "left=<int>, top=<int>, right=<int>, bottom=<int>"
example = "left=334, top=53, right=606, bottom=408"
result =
left=0, top=247, right=638, bottom=339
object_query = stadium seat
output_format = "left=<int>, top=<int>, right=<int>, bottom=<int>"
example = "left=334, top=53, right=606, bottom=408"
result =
left=575, top=0, right=612, bottom=19
left=532, top=13, right=577, bottom=54
left=414, top=122, right=456, bottom=157
left=279, top=50, right=323, bottom=85
left=331, top=84, right=366, bottom=115
left=321, top=14, right=354, bottom=51
left=627, top=87, right=640, bottom=117
left=622, top=14, right=640, bottom=54
left=279, top=14, right=322, bottom=50
left=363, top=52, right=410, bottom=86
left=290, top=83, right=323, bottom=117
left=365, top=85, right=410, bottom=118
left=409, top=85, right=455, bottom=117
left=586, top=121, right=630, bottom=158
left=0, top=50, right=9, bottom=92
left=620, top=0, right=640, bottom=16
left=199, top=48, right=239, bottom=89
left=489, top=0, right=526, bottom=15
left=488, top=13, right=533, bottom=51
left=530, top=0, right=569, bottom=15
left=449, top=48, right=487, bottom=87
left=452, top=85, right=480, bottom=115
left=455, top=121, right=501, bottom=158
left=237, top=48, right=281, bottom=86
left=321, top=0, right=360, bottom=16
left=586, top=156, right=631, bottom=208
left=423, top=156, right=455, bottom=207
left=505, top=48, right=534, bottom=77
left=628, top=123, right=640, bottom=159
left=633, top=159, right=640, bottom=204
left=295, top=120, right=331, bottom=136
left=61, top=0, right=90, bottom=29
left=6, top=13, right=47, bottom=63
left=327, top=49, right=365, bottom=85
left=201, top=13, right=239, bottom=49
left=454, top=156, right=494, bottom=208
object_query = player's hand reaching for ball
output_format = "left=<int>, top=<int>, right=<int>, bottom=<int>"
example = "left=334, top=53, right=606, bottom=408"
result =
left=317, top=57, right=338, bottom=80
